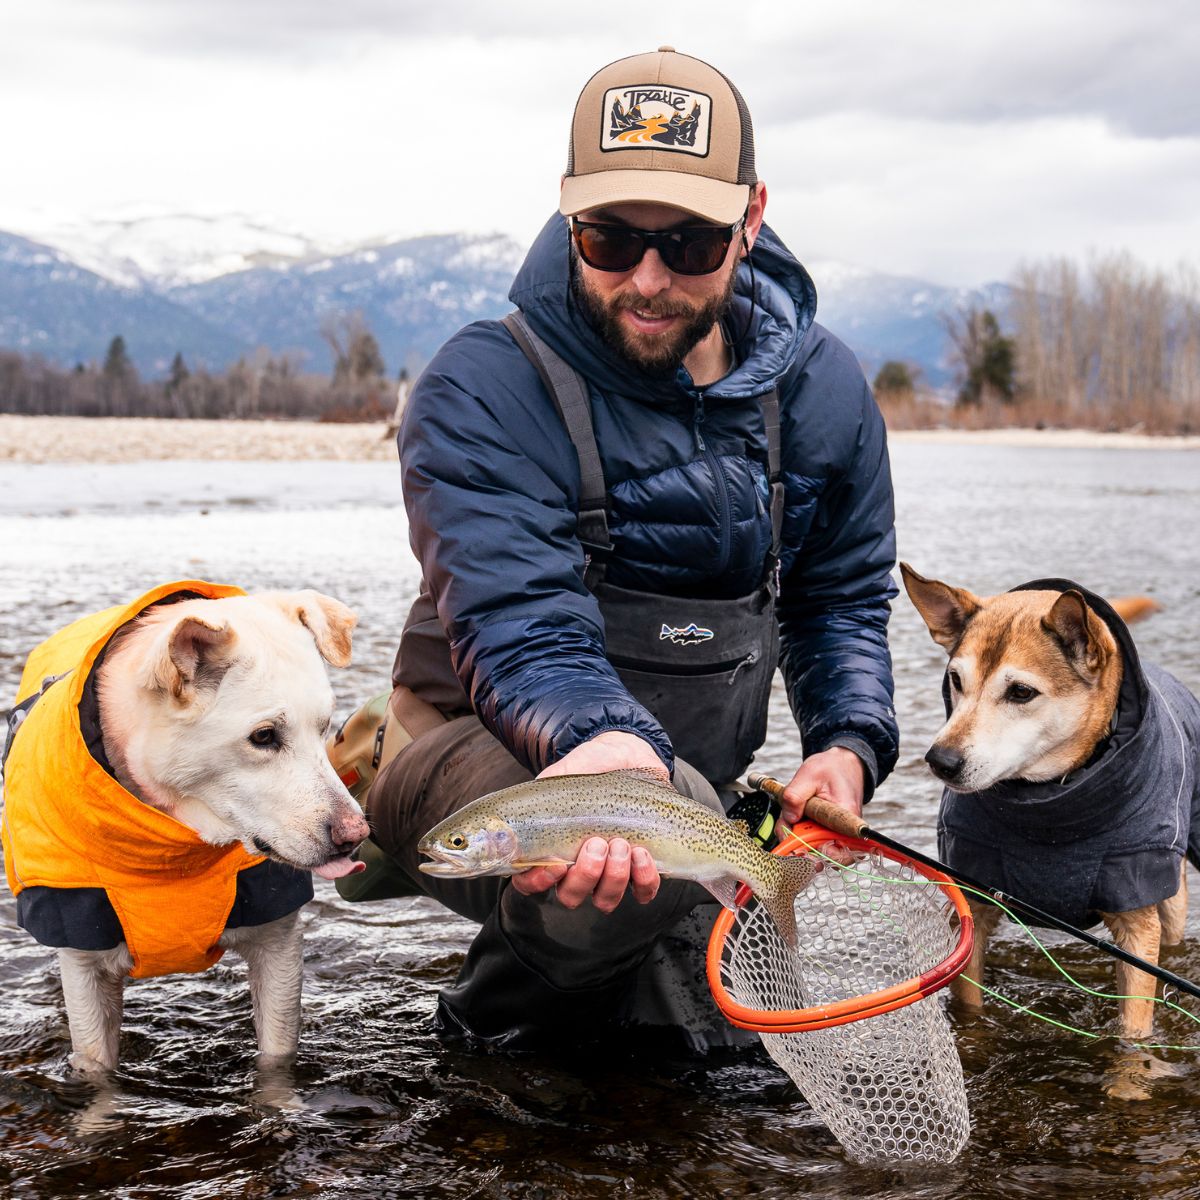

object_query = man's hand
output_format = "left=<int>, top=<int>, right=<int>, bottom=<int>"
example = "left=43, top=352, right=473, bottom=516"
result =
left=536, top=730, right=669, bottom=781
left=510, top=731, right=667, bottom=906
left=510, top=835, right=660, bottom=910
left=778, top=746, right=865, bottom=826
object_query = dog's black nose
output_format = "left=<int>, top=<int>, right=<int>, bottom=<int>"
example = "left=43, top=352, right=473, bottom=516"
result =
left=925, top=744, right=965, bottom=783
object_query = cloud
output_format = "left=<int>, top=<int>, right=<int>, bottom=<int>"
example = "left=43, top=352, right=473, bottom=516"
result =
left=2, top=1, right=1198, bottom=286
left=727, top=1, right=1200, bottom=138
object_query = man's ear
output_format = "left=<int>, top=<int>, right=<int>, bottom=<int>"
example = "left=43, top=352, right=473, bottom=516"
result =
left=264, top=590, right=357, bottom=668
left=1042, top=590, right=1110, bottom=681
left=141, top=614, right=237, bottom=702
left=899, top=562, right=981, bottom=654
left=743, top=180, right=767, bottom=253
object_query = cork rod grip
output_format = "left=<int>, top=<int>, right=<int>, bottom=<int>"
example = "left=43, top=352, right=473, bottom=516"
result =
left=745, top=772, right=867, bottom=840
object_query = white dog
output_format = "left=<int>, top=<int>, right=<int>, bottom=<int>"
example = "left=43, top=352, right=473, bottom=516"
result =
left=2, top=582, right=370, bottom=1074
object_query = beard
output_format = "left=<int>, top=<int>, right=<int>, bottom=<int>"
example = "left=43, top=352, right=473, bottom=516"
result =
left=570, top=253, right=738, bottom=379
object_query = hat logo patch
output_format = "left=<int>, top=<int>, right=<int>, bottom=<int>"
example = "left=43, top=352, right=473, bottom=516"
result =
left=602, top=86, right=712, bottom=157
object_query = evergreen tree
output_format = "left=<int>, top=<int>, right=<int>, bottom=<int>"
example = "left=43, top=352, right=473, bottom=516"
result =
left=167, top=352, right=190, bottom=393
left=348, top=331, right=385, bottom=382
left=873, top=361, right=916, bottom=395
left=103, top=335, right=135, bottom=381
left=944, top=308, right=1016, bottom=406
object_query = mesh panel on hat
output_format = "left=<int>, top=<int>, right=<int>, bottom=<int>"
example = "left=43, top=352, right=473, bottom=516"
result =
left=716, top=68, right=757, bottom=186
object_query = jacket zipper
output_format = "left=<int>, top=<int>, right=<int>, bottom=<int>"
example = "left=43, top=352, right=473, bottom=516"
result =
left=692, top=392, right=733, bottom=574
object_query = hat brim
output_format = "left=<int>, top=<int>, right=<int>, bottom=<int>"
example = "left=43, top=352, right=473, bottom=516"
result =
left=559, top=170, right=749, bottom=225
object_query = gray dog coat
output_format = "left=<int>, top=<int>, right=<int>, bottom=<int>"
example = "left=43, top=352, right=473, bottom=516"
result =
left=938, top=579, right=1200, bottom=929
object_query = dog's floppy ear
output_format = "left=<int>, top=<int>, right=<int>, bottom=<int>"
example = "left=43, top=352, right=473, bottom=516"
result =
left=268, top=590, right=357, bottom=668
left=142, top=614, right=237, bottom=701
left=1042, top=589, right=1111, bottom=681
left=899, top=563, right=981, bottom=654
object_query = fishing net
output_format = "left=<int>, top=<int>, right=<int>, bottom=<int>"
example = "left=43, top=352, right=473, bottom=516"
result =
left=707, top=822, right=972, bottom=1165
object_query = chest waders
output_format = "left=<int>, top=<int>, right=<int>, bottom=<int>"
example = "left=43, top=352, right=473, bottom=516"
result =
left=503, top=313, right=783, bottom=785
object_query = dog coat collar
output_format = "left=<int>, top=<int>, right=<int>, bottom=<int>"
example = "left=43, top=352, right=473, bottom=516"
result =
left=1, top=581, right=277, bottom=979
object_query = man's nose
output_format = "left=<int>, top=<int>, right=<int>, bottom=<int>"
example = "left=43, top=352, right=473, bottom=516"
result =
left=630, top=248, right=672, bottom=297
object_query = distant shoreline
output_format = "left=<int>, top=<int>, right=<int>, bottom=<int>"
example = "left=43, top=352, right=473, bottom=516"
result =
left=1, top=414, right=1198, bottom=464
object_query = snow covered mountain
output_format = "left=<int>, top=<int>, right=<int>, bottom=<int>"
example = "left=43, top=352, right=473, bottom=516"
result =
left=0, top=213, right=1009, bottom=386
left=9, top=210, right=339, bottom=289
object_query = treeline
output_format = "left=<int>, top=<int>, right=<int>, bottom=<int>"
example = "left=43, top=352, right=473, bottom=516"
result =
left=876, top=252, right=1200, bottom=434
left=0, top=314, right=406, bottom=423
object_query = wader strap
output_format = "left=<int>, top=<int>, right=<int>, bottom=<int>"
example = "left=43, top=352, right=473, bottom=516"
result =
left=503, top=310, right=783, bottom=585
left=502, top=313, right=612, bottom=582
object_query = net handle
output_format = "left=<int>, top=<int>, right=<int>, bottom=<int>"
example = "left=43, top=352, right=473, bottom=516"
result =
left=746, top=771, right=866, bottom=840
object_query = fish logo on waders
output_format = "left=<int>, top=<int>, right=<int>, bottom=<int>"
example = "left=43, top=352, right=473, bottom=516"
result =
left=660, top=623, right=715, bottom=646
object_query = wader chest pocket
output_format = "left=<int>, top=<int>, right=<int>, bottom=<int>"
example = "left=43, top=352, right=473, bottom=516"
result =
left=597, top=580, right=779, bottom=784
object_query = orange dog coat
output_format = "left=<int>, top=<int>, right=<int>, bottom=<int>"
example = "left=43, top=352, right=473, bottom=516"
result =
left=2, top=581, right=271, bottom=979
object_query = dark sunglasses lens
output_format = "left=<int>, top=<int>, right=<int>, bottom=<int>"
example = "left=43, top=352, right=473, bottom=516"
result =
left=576, top=225, right=644, bottom=271
left=661, top=228, right=733, bottom=275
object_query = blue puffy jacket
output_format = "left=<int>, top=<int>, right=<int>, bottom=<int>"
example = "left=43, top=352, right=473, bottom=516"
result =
left=397, top=215, right=898, bottom=791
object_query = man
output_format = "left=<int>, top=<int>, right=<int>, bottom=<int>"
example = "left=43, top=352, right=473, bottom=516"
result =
left=340, top=47, right=898, bottom=1049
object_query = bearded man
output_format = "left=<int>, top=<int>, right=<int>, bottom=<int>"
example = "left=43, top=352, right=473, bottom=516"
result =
left=338, top=47, right=899, bottom=1049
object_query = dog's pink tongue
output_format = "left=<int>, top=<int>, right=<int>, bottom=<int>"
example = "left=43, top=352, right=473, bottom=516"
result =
left=314, top=856, right=367, bottom=880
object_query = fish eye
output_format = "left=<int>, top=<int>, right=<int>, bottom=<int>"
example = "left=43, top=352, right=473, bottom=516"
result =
left=248, top=726, right=278, bottom=748
left=446, top=833, right=467, bottom=850
left=1005, top=682, right=1039, bottom=704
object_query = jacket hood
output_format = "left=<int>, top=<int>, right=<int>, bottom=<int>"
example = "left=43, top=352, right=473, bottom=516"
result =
left=943, top=578, right=1149, bottom=834
left=508, top=213, right=817, bottom=406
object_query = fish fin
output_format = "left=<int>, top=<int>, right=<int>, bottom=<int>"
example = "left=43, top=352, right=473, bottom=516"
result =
left=760, top=855, right=820, bottom=949
left=513, top=858, right=575, bottom=870
left=700, top=875, right=741, bottom=912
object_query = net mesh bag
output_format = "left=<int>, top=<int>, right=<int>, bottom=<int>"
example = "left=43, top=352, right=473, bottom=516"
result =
left=715, top=848, right=971, bottom=1164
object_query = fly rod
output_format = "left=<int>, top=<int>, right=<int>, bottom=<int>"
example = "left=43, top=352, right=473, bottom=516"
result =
left=747, top=772, right=1200, bottom=1003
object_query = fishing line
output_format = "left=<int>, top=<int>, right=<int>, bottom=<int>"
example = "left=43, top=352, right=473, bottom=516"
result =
left=792, top=833, right=1200, bottom=1053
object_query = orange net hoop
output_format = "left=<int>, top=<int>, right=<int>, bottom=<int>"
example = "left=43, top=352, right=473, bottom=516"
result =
left=707, top=820, right=974, bottom=1032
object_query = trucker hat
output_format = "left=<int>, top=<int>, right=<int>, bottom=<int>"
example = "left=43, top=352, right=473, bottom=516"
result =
left=559, top=46, right=756, bottom=225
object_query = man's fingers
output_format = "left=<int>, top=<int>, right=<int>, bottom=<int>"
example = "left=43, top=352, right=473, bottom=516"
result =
left=510, top=863, right=569, bottom=895
left=629, top=846, right=660, bottom=904
left=513, top=838, right=658, bottom=909
left=591, top=838, right=633, bottom=913
left=554, top=837, right=610, bottom=909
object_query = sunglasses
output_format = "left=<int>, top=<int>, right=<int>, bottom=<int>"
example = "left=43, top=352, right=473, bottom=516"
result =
left=569, top=215, right=745, bottom=276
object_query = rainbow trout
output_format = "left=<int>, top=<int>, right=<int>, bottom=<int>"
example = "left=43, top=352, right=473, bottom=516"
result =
left=418, top=769, right=816, bottom=946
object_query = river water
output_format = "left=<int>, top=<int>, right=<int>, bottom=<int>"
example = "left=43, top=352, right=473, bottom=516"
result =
left=0, top=441, right=1198, bottom=1198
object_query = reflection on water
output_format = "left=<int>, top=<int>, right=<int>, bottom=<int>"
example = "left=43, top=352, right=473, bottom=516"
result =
left=1, top=444, right=1198, bottom=1198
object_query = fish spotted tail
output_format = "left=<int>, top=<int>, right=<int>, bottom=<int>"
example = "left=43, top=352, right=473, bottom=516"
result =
left=760, top=854, right=819, bottom=948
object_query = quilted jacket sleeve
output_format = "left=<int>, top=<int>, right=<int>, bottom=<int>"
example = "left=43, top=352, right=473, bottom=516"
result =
left=775, top=328, right=899, bottom=798
left=399, top=322, right=674, bottom=775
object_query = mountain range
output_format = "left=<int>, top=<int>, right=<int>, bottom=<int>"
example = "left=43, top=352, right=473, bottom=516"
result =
left=0, top=213, right=1011, bottom=390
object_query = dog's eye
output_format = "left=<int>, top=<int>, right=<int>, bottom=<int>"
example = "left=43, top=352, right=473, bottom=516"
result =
left=1005, top=683, right=1039, bottom=704
left=248, top=726, right=278, bottom=748
left=948, top=670, right=962, bottom=692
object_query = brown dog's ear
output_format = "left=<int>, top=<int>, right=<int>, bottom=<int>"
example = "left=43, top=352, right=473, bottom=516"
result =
left=899, top=562, right=981, bottom=654
left=142, top=614, right=237, bottom=701
left=1042, top=589, right=1110, bottom=680
left=268, top=590, right=357, bottom=668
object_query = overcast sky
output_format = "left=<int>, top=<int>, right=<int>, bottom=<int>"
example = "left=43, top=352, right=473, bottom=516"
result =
left=3, top=0, right=1198, bottom=286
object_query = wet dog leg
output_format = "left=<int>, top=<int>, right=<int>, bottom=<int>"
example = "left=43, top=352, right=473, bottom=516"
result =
left=224, top=911, right=305, bottom=1065
left=950, top=899, right=1002, bottom=1011
left=58, top=947, right=129, bottom=1074
left=1101, top=905, right=1160, bottom=1040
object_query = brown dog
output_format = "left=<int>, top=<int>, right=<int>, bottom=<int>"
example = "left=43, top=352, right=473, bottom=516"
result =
left=900, top=564, right=1198, bottom=1045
